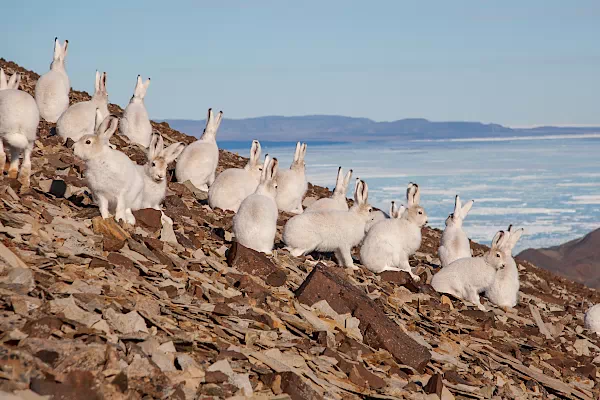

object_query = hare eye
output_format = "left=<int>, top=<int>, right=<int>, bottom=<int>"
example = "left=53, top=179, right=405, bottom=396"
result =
left=496, top=253, right=501, bottom=258
left=418, top=211, right=423, bottom=215
left=151, top=162, right=156, bottom=167
left=85, top=140, right=91, bottom=145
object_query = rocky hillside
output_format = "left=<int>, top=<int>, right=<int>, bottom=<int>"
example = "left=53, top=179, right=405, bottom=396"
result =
left=0, top=58, right=599, bottom=400
left=518, top=228, right=600, bottom=290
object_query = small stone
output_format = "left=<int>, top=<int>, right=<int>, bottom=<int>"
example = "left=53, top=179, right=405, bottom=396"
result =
left=132, top=208, right=162, bottom=231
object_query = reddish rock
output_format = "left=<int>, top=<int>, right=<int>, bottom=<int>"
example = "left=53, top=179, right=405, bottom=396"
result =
left=227, top=241, right=279, bottom=278
left=265, top=269, right=287, bottom=287
left=424, top=373, right=443, bottom=397
left=204, top=370, right=229, bottom=383
left=278, top=371, right=323, bottom=400
left=295, top=264, right=431, bottom=372
left=132, top=208, right=162, bottom=231
left=107, top=253, right=134, bottom=269
left=31, top=370, right=100, bottom=400
left=103, top=237, right=125, bottom=252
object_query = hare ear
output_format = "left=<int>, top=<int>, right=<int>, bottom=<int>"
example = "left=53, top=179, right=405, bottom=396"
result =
left=98, top=116, right=118, bottom=143
left=461, top=200, right=474, bottom=217
left=293, top=142, right=301, bottom=162
left=453, top=195, right=461, bottom=218
left=53, top=37, right=61, bottom=60
left=94, top=109, right=105, bottom=131
left=62, top=40, right=68, bottom=60
left=147, top=133, right=160, bottom=159
left=163, top=142, right=185, bottom=163
left=101, top=72, right=107, bottom=92
left=94, top=70, right=100, bottom=93
left=335, top=167, right=343, bottom=188
left=354, top=180, right=363, bottom=204
left=397, top=205, right=406, bottom=218
left=406, top=183, right=416, bottom=207
left=389, top=201, right=397, bottom=218
left=250, top=140, right=261, bottom=163
left=301, top=143, right=307, bottom=160
left=0, top=69, right=7, bottom=90
left=261, top=155, right=271, bottom=181
left=8, top=73, right=20, bottom=90
left=268, top=158, right=279, bottom=180
left=507, top=228, right=524, bottom=250
left=134, top=75, right=143, bottom=95
left=413, top=183, right=421, bottom=205
left=491, top=231, right=505, bottom=249
left=359, top=180, right=369, bottom=204
left=143, top=78, right=151, bottom=93
left=344, top=169, right=353, bottom=189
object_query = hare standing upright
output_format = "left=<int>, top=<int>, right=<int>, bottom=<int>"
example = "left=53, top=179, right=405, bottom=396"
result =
left=276, top=142, right=307, bottom=214
left=73, top=111, right=144, bottom=224
left=233, top=156, right=279, bottom=254
left=120, top=75, right=152, bottom=147
left=133, top=133, right=185, bottom=210
left=438, top=195, right=474, bottom=267
left=35, top=37, right=70, bottom=123
left=360, top=183, right=428, bottom=280
left=283, top=180, right=373, bottom=269
left=57, top=71, right=109, bottom=142
left=306, top=167, right=352, bottom=212
left=431, top=231, right=510, bottom=311
left=486, top=225, right=524, bottom=308
left=175, top=108, right=222, bottom=191
left=0, top=70, right=39, bottom=187
left=209, top=140, right=263, bottom=212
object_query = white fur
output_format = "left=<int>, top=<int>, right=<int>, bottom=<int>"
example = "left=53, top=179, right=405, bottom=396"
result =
left=175, top=108, right=222, bottom=191
left=360, top=183, right=427, bottom=280
left=584, top=304, right=600, bottom=334
left=120, top=75, right=152, bottom=147
left=0, top=69, right=39, bottom=187
left=276, top=142, right=308, bottom=214
left=485, top=225, right=523, bottom=308
left=233, top=156, right=279, bottom=254
left=438, top=195, right=474, bottom=267
left=35, top=37, right=70, bottom=123
left=73, top=111, right=144, bottom=224
left=431, top=231, right=511, bottom=311
left=306, top=167, right=352, bottom=212
left=57, top=71, right=109, bottom=142
left=209, top=140, right=263, bottom=212
left=365, top=209, right=388, bottom=233
left=133, top=133, right=185, bottom=210
left=283, top=180, right=372, bottom=269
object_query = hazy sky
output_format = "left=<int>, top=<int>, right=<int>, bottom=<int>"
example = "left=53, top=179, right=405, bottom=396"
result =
left=2, top=1, right=599, bottom=126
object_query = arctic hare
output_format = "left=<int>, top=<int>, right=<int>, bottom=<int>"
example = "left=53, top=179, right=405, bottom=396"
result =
left=305, top=167, right=352, bottom=212
left=360, top=183, right=427, bottom=280
left=120, top=75, right=152, bottom=147
left=431, top=230, right=510, bottom=311
left=276, top=142, right=308, bottom=214
left=438, top=195, right=474, bottom=267
left=209, top=140, right=263, bottom=212
left=283, top=179, right=373, bottom=269
left=57, top=71, right=109, bottom=142
left=0, top=69, right=40, bottom=187
left=35, top=37, right=70, bottom=123
left=486, top=224, right=524, bottom=308
left=233, top=156, right=279, bottom=254
left=73, top=111, right=144, bottom=224
left=175, top=108, right=222, bottom=191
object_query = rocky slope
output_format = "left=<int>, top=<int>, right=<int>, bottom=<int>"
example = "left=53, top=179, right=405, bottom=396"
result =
left=0, top=58, right=600, bottom=400
left=518, top=228, right=600, bottom=290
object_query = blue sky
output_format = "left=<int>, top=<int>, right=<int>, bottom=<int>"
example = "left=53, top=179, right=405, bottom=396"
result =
left=1, top=1, right=599, bottom=126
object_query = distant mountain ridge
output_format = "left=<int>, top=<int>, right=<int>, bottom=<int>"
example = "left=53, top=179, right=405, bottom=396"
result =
left=518, top=227, right=600, bottom=289
left=162, top=115, right=600, bottom=142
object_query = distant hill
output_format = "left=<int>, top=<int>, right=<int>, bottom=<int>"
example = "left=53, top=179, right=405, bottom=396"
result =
left=162, top=115, right=600, bottom=142
left=518, top=227, right=600, bottom=289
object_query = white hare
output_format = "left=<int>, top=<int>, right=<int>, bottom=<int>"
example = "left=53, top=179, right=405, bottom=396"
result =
left=175, top=108, right=222, bottom=191
left=485, top=225, right=524, bottom=308
left=57, top=71, right=109, bottom=142
left=431, top=231, right=510, bottom=311
left=73, top=110, right=144, bottom=224
left=584, top=304, right=600, bottom=334
left=360, top=183, right=427, bottom=280
left=283, top=180, right=373, bottom=269
left=276, top=142, right=308, bottom=214
left=0, top=69, right=40, bottom=187
left=233, top=156, right=279, bottom=254
left=35, top=37, right=70, bottom=123
left=133, top=133, right=185, bottom=211
left=120, top=75, right=152, bottom=147
left=438, top=195, right=474, bottom=268
left=305, top=167, right=352, bottom=212
left=209, top=140, right=263, bottom=212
